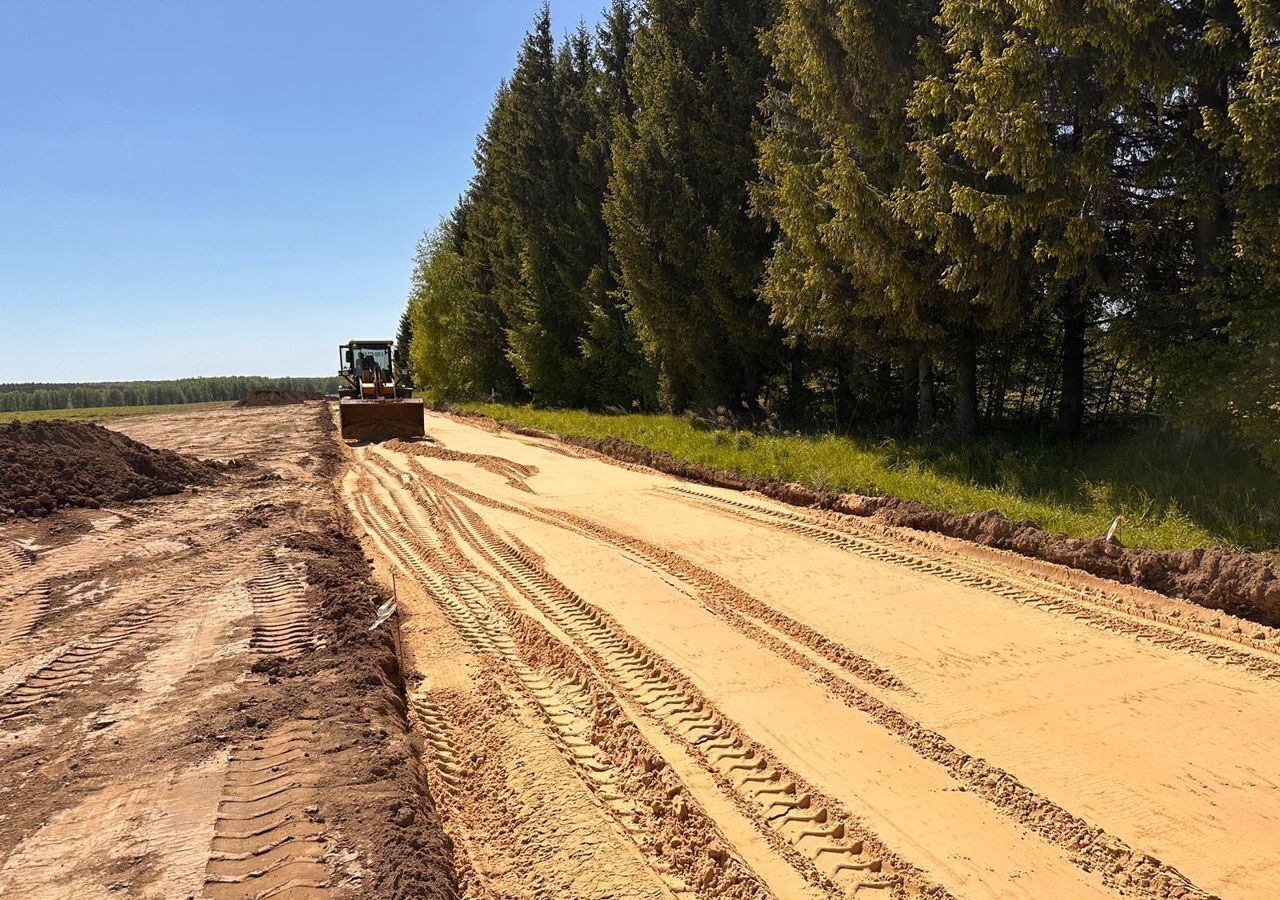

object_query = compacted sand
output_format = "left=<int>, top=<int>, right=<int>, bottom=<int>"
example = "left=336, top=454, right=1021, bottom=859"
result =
left=345, top=410, right=1280, bottom=900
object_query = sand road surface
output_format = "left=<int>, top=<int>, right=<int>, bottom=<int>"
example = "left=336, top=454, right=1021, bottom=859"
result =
left=344, top=410, right=1280, bottom=900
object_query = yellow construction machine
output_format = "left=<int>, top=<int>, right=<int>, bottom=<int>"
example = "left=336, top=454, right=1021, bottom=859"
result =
left=337, top=339, right=425, bottom=441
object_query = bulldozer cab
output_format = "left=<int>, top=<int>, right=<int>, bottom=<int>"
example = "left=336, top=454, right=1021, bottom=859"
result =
left=339, top=341, right=396, bottom=399
left=337, top=339, right=424, bottom=441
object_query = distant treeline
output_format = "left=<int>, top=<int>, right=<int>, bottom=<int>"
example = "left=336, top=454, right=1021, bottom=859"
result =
left=404, top=0, right=1280, bottom=467
left=0, top=377, right=339, bottom=413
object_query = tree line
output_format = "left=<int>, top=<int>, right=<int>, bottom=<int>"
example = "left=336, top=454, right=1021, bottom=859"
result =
left=405, top=0, right=1279, bottom=464
left=0, top=376, right=339, bottom=413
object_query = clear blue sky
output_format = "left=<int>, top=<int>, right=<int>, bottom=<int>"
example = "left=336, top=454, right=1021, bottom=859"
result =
left=0, top=1, right=604, bottom=383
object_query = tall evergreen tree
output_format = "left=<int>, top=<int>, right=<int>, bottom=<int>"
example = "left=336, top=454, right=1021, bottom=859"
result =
left=899, top=0, right=1174, bottom=437
left=486, top=5, right=591, bottom=403
left=606, top=0, right=782, bottom=412
left=577, top=1, right=658, bottom=407
left=756, top=1, right=948, bottom=431
left=1157, top=0, right=1280, bottom=463
left=395, top=308, right=414, bottom=384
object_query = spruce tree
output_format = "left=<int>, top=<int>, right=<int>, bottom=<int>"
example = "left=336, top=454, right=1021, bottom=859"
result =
left=756, top=1, right=948, bottom=431
left=577, top=1, right=657, bottom=407
left=489, top=5, right=589, bottom=403
left=900, top=0, right=1174, bottom=437
left=606, top=0, right=781, bottom=412
left=394, top=309, right=414, bottom=385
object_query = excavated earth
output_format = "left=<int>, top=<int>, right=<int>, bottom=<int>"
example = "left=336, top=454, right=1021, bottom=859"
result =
left=236, top=388, right=325, bottom=407
left=480, top=420, right=1280, bottom=626
left=0, top=420, right=223, bottom=520
left=0, top=404, right=457, bottom=899
left=7, top=401, right=1280, bottom=900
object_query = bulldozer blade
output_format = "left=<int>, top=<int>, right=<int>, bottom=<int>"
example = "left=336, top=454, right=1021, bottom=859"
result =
left=339, top=399, right=425, bottom=442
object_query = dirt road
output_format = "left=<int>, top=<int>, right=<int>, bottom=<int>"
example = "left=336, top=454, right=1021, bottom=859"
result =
left=0, top=404, right=455, bottom=900
left=5, top=402, right=1276, bottom=900
left=344, top=410, right=1280, bottom=900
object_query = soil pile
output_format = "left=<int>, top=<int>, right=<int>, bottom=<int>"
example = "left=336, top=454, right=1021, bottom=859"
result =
left=236, top=388, right=323, bottom=407
left=0, top=420, right=220, bottom=519
left=507, top=427, right=1280, bottom=626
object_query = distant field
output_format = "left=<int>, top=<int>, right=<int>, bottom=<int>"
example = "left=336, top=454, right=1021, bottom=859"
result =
left=3, top=401, right=234, bottom=423
left=465, top=403, right=1280, bottom=553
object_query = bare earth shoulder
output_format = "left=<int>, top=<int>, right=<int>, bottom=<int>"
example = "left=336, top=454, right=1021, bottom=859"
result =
left=0, top=403, right=455, bottom=900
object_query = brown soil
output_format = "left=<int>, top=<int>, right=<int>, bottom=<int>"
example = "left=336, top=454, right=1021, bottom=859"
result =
left=11, top=400, right=1279, bottom=900
left=0, top=404, right=458, bottom=900
left=479, top=421, right=1280, bottom=627
left=236, top=387, right=324, bottom=407
left=0, top=419, right=222, bottom=520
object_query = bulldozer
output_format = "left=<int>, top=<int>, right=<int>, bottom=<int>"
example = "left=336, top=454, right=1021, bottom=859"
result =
left=337, top=339, right=425, bottom=441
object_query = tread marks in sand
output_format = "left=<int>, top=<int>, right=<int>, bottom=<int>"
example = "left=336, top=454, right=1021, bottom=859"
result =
left=203, top=722, right=331, bottom=899
left=351, top=460, right=774, bottom=900
left=669, top=486, right=1280, bottom=681
left=357, top=450, right=933, bottom=899
left=386, top=449, right=1215, bottom=900
left=0, top=598, right=181, bottom=722
left=248, top=552, right=319, bottom=658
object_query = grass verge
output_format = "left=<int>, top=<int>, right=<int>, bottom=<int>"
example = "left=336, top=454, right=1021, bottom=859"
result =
left=464, top=403, right=1280, bottom=553
left=3, top=400, right=234, bottom=423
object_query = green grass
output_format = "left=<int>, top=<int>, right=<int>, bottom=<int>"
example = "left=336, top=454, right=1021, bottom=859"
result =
left=466, top=403, right=1280, bottom=553
left=3, top=400, right=234, bottom=423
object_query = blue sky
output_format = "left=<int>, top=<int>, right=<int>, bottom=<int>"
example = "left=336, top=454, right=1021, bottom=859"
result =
left=0, top=1, right=605, bottom=383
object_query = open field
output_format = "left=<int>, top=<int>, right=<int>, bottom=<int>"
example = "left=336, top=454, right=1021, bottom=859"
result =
left=3, top=400, right=234, bottom=423
left=6, top=401, right=1280, bottom=899
left=466, top=403, right=1280, bottom=553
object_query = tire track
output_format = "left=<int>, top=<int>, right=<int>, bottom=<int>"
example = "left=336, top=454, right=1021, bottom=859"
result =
left=0, top=582, right=51, bottom=659
left=389, top=451, right=1217, bottom=900
left=351, top=465, right=776, bottom=900
left=409, top=466, right=907, bottom=695
left=361, top=454, right=934, bottom=899
left=0, top=540, right=35, bottom=578
left=248, top=553, right=317, bottom=658
left=670, top=486, right=1280, bottom=681
left=387, top=439, right=538, bottom=492
left=408, top=690, right=468, bottom=795
left=203, top=723, right=331, bottom=900
left=0, top=602, right=178, bottom=722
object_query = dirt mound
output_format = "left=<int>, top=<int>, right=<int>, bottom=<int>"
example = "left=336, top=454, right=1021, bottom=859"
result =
left=501, top=427, right=1280, bottom=626
left=0, top=420, right=221, bottom=520
left=235, top=388, right=322, bottom=407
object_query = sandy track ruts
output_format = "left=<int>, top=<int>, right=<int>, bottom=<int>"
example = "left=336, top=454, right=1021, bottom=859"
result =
left=247, top=552, right=317, bottom=658
left=391, top=439, right=538, bottom=492
left=354, top=449, right=940, bottom=899
left=337, top=410, right=1280, bottom=899
left=203, top=722, right=330, bottom=899
left=398, top=457, right=1212, bottom=899
left=0, top=540, right=34, bottom=577
left=0, top=582, right=50, bottom=656
left=394, top=464, right=1212, bottom=899
left=350, top=463, right=766, bottom=899
left=0, top=596, right=184, bottom=722
left=670, top=485, right=1280, bottom=678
